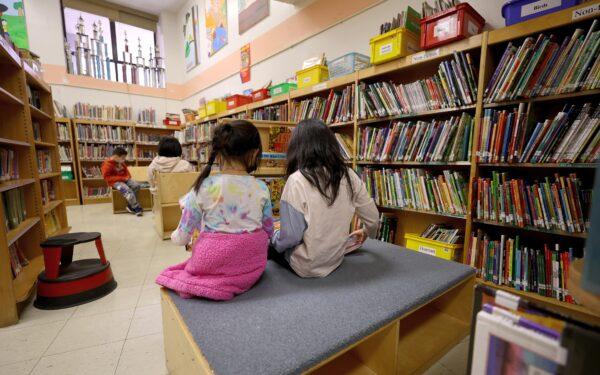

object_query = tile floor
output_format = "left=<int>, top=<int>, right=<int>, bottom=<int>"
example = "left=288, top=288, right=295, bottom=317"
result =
left=0, top=203, right=470, bottom=375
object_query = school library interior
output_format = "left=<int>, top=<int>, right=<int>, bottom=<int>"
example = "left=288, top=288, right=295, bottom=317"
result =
left=1, top=0, right=600, bottom=374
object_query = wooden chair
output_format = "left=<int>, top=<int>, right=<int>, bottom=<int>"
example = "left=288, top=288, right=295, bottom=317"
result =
left=112, top=166, right=153, bottom=214
left=153, top=172, right=199, bottom=239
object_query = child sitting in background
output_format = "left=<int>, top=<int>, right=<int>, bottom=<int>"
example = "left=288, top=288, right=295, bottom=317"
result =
left=101, top=147, right=143, bottom=216
left=156, top=121, right=274, bottom=300
left=147, top=136, right=194, bottom=193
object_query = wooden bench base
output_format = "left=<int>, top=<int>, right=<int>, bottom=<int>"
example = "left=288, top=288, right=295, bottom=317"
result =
left=161, top=275, right=474, bottom=375
left=112, top=188, right=153, bottom=214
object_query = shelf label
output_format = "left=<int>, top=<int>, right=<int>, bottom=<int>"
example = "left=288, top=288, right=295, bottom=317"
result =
left=521, top=0, right=561, bottom=18
left=379, top=43, right=393, bottom=55
left=572, top=2, right=600, bottom=20
left=417, top=245, right=436, bottom=257
left=312, top=82, right=327, bottom=92
left=263, top=98, right=272, bottom=104
left=411, top=48, right=441, bottom=63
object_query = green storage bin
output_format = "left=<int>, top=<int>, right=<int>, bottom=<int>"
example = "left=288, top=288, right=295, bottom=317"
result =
left=269, top=82, right=297, bottom=97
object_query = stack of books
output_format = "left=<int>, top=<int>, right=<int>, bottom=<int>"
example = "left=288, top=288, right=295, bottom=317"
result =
left=291, top=85, right=354, bottom=124
left=360, top=167, right=468, bottom=215
left=37, top=150, right=53, bottom=174
left=358, top=113, right=473, bottom=162
left=376, top=214, right=397, bottom=243
left=252, top=104, right=288, bottom=121
left=484, top=20, right=600, bottom=103
left=475, top=171, right=591, bottom=233
left=468, top=229, right=577, bottom=303
left=420, top=224, right=462, bottom=244
left=0, top=148, right=18, bottom=181
left=358, top=51, right=478, bottom=119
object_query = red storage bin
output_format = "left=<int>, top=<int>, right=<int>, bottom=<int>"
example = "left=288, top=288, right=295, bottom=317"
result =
left=420, top=3, right=485, bottom=50
left=252, top=88, right=270, bottom=102
left=226, top=94, right=252, bottom=109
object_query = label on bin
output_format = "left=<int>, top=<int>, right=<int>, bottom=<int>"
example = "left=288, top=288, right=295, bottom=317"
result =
left=379, top=43, right=393, bottom=55
left=573, top=2, right=600, bottom=20
left=521, top=0, right=561, bottom=18
left=433, top=16, right=456, bottom=38
left=417, top=245, right=436, bottom=257
left=312, top=82, right=327, bottom=92
left=303, top=76, right=311, bottom=83
left=273, top=87, right=282, bottom=95
left=412, top=48, right=440, bottom=63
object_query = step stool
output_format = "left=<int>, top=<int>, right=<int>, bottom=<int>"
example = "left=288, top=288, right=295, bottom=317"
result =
left=34, top=232, right=117, bottom=310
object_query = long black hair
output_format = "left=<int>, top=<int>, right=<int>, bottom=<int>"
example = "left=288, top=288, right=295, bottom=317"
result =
left=286, top=119, right=353, bottom=206
left=158, top=136, right=182, bottom=157
left=193, top=120, right=262, bottom=192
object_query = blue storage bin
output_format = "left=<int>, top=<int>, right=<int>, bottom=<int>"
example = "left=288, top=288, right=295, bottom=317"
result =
left=328, top=52, right=371, bottom=79
left=502, top=0, right=580, bottom=26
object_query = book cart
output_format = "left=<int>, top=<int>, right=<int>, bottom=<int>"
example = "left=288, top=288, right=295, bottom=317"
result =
left=56, top=117, right=80, bottom=205
left=0, top=39, right=70, bottom=326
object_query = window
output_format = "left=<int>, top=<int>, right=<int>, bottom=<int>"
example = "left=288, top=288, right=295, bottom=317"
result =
left=62, top=7, right=164, bottom=88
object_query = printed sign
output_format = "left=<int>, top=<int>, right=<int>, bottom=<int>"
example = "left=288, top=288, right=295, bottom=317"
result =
left=379, top=43, right=392, bottom=55
left=521, top=0, right=561, bottom=18
left=411, top=48, right=440, bottom=63
left=572, top=2, right=600, bottom=20
left=418, top=245, right=436, bottom=257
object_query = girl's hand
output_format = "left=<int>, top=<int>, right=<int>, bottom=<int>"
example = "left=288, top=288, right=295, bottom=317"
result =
left=349, top=228, right=369, bottom=246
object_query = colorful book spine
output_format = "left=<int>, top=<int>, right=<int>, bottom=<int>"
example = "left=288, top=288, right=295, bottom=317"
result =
left=376, top=214, right=397, bottom=243
left=0, top=148, right=19, bottom=181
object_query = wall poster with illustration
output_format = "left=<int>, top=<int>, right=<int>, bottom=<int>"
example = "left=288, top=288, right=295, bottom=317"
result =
left=205, top=0, right=228, bottom=57
left=0, top=0, right=29, bottom=49
left=183, top=4, right=200, bottom=71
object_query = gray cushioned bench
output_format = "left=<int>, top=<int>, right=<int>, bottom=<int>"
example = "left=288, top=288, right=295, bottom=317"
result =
left=160, top=239, right=475, bottom=374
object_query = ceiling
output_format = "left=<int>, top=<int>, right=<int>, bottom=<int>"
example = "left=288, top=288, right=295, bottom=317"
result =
left=106, top=0, right=188, bottom=15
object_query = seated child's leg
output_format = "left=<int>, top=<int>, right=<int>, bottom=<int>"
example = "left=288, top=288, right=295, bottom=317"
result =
left=125, top=179, right=141, bottom=193
left=113, top=181, right=141, bottom=210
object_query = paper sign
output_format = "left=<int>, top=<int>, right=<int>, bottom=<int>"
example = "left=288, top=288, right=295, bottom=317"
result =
left=521, top=0, right=561, bottom=17
left=412, top=48, right=441, bottom=63
left=572, top=2, right=600, bottom=20
left=312, top=82, right=327, bottom=92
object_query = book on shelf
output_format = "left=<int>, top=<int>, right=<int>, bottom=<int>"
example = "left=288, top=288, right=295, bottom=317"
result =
left=420, top=223, right=462, bottom=244
left=36, top=150, right=53, bottom=174
left=252, top=104, right=288, bottom=121
left=379, top=5, right=420, bottom=35
left=475, top=171, right=591, bottom=234
left=83, top=186, right=111, bottom=198
left=78, top=144, right=133, bottom=160
left=73, top=103, right=132, bottom=121
left=358, top=112, right=473, bottom=162
left=44, top=211, right=60, bottom=235
left=290, top=85, right=355, bottom=124
left=478, top=103, right=600, bottom=164
left=358, top=51, right=478, bottom=119
left=136, top=149, right=157, bottom=160
left=0, top=148, right=19, bottom=181
left=59, top=145, right=71, bottom=162
left=468, top=229, right=580, bottom=304
left=268, top=126, right=291, bottom=153
left=421, top=0, right=458, bottom=18
left=2, top=188, right=27, bottom=230
left=258, top=177, right=285, bottom=216
left=335, top=133, right=353, bottom=160
left=8, top=242, right=28, bottom=278
left=360, top=167, right=468, bottom=215
left=57, top=122, right=71, bottom=141
left=32, top=121, right=41, bottom=141
left=82, top=165, right=102, bottom=178
left=376, top=214, right=397, bottom=243
left=53, top=100, right=69, bottom=118
left=136, top=132, right=162, bottom=143
left=76, top=124, right=134, bottom=142
left=185, top=122, right=216, bottom=143
left=138, top=108, right=156, bottom=125
left=41, top=179, right=56, bottom=206
left=27, top=86, right=41, bottom=109
left=61, top=165, right=74, bottom=181
left=484, top=20, right=600, bottom=103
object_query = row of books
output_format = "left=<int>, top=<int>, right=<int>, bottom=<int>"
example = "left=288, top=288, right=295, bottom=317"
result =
left=136, top=149, right=157, bottom=160
left=73, top=103, right=133, bottom=121
left=360, top=167, right=468, bottom=215
left=484, top=20, right=600, bottom=103
left=335, top=133, right=353, bottom=160
left=376, top=214, right=397, bottom=243
left=78, top=144, right=134, bottom=161
left=0, top=148, right=18, bottom=181
left=54, top=100, right=68, bottom=118
left=76, top=124, right=134, bottom=143
left=185, top=122, right=215, bottom=143
left=420, top=223, right=462, bottom=244
left=27, top=86, right=41, bottom=109
left=8, top=242, right=28, bottom=278
left=468, top=229, right=576, bottom=303
left=82, top=166, right=102, bottom=178
left=290, top=85, right=354, bottom=124
left=475, top=171, right=591, bottom=234
left=421, top=0, right=458, bottom=17
left=357, top=113, right=473, bottom=162
left=3, top=189, right=27, bottom=230
left=138, top=108, right=156, bottom=125
left=357, top=51, right=478, bottom=119
left=57, top=123, right=70, bottom=141
left=59, top=145, right=72, bottom=162
left=477, top=103, right=600, bottom=163
left=41, top=179, right=56, bottom=206
left=37, top=150, right=53, bottom=174
left=136, top=132, right=161, bottom=143
left=252, top=104, right=288, bottom=121
left=83, top=186, right=111, bottom=198
left=182, top=144, right=200, bottom=162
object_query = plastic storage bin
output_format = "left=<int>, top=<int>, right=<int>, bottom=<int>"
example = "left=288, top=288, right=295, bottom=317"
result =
left=269, top=82, right=297, bottom=97
left=206, top=100, right=227, bottom=116
left=296, top=65, right=329, bottom=89
left=197, top=107, right=207, bottom=118
left=420, top=3, right=485, bottom=50
left=252, top=88, right=270, bottom=102
left=369, top=27, right=421, bottom=65
left=329, top=53, right=371, bottom=79
left=404, top=233, right=462, bottom=261
left=502, top=0, right=580, bottom=26
left=226, top=94, right=252, bottom=110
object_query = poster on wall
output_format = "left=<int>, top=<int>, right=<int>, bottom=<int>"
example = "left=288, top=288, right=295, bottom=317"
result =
left=0, top=0, right=29, bottom=49
left=205, top=0, right=228, bottom=57
left=240, top=44, right=250, bottom=83
left=183, top=4, right=200, bottom=71
left=238, top=0, right=269, bottom=35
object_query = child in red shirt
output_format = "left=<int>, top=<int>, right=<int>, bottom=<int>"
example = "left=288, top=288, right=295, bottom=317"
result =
left=101, top=147, right=142, bottom=216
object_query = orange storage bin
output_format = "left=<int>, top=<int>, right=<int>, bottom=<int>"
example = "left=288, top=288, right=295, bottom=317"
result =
left=226, top=95, right=252, bottom=110
left=420, top=3, right=485, bottom=50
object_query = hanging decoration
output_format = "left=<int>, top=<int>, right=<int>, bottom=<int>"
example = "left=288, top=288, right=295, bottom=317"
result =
left=240, top=43, right=251, bottom=83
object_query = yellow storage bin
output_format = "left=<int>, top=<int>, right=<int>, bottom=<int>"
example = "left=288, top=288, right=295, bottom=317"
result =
left=404, top=233, right=462, bottom=261
left=197, top=106, right=207, bottom=118
left=370, top=27, right=421, bottom=65
left=296, top=65, right=329, bottom=89
left=206, top=100, right=227, bottom=116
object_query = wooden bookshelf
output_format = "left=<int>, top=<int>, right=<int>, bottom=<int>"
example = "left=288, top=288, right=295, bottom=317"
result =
left=55, top=118, right=80, bottom=205
left=0, top=38, right=69, bottom=326
left=133, top=123, right=181, bottom=166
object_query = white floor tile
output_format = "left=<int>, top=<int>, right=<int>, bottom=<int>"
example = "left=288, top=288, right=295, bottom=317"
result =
left=137, top=285, right=161, bottom=307
left=0, top=300, right=75, bottom=331
left=0, top=321, right=64, bottom=366
left=45, top=308, right=134, bottom=355
left=127, top=304, right=162, bottom=339
left=0, top=359, right=38, bottom=374
left=32, top=341, right=123, bottom=375
left=116, top=334, right=167, bottom=375
left=72, top=286, right=142, bottom=318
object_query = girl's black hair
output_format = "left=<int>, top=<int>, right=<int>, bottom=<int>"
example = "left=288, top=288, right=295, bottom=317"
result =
left=286, top=119, right=353, bottom=206
left=193, top=120, right=262, bottom=192
left=158, top=136, right=183, bottom=157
